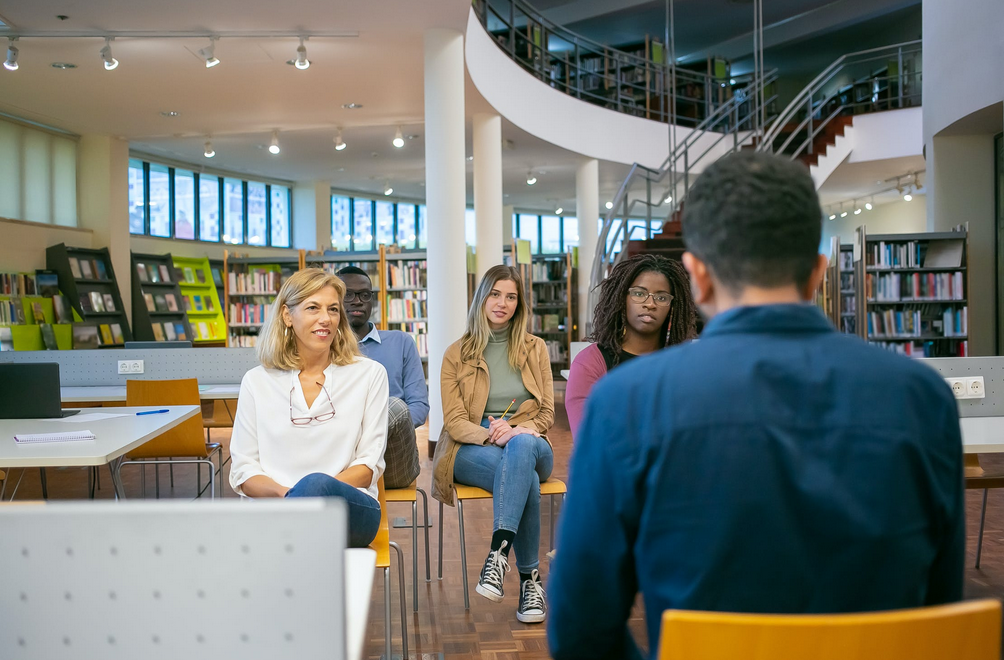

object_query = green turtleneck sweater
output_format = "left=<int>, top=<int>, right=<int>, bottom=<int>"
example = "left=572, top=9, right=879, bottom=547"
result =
left=483, top=327, right=532, bottom=419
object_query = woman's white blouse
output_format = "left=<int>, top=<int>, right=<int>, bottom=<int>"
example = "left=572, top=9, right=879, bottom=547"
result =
left=229, top=358, right=389, bottom=501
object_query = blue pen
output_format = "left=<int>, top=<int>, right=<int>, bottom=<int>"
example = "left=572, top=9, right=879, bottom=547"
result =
left=136, top=409, right=170, bottom=416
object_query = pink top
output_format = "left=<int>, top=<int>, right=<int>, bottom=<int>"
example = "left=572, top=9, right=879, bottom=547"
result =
left=564, top=343, right=608, bottom=441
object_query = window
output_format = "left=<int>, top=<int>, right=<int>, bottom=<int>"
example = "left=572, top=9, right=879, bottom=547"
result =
left=23, top=130, right=52, bottom=225
left=246, top=182, right=267, bottom=246
left=540, top=215, right=561, bottom=253
left=223, top=178, right=244, bottom=244
left=0, top=118, right=78, bottom=227
left=397, top=204, right=416, bottom=248
left=563, top=216, right=579, bottom=249
left=353, top=198, right=373, bottom=250
left=148, top=164, right=171, bottom=238
left=418, top=205, right=428, bottom=248
left=128, top=160, right=146, bottom=234
left=465, top=208, right=476, bottom=246
left=331, top=195, right=351, bottom=250
left=270, top=185, right=290, bottom=248
left=174, top=170, right=195, bottom=240
left=199, top=174, right=220, bottom=242
left=52, top=136, right=77, bottom=227
left=375, top=201, right=395, bottom=246
left=517, top=213, right=539, bottom=254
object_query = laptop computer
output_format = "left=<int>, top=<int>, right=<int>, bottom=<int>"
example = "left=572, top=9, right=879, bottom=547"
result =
left=0, top=363, right=79, bottom=418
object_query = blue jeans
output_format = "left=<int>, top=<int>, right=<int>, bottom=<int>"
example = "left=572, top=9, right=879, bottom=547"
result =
left=285, top=473, right=382, bottom=548
left=453, top=420, right=554, bottom=572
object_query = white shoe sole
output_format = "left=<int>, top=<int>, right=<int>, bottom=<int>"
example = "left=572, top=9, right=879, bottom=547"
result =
left=475, top=582, right=504, bottom=603
left=516, top=609, right=545, bottom=623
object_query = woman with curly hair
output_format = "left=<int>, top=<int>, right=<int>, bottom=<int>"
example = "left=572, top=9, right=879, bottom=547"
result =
left=565, top=253, right=698, bottom=440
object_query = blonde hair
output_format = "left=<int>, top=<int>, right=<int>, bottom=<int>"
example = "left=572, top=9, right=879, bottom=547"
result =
left=256, top=268, right=361, bottom=370
left=461, top=265, right=530, bottom=369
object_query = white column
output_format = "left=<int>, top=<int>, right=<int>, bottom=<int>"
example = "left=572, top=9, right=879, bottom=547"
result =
left=473, top=113, right=503, bottom=278
left=78, top=135, right=131, bottom=317
left=292, top=181, right=331, bottom=251
left=502, top=204, right=515, bottom=245
left=576, top=158, right=599, bottom=340
left=425, top=29, right=468, bottom=442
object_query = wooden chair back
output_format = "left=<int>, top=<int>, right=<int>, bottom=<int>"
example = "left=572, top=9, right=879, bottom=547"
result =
left=125, top=379, right=208, bottom=459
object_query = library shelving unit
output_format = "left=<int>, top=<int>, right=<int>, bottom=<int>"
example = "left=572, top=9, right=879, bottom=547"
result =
left=854, top=226, right=969, bottom=357
left=837, top=243, right=856, bottom=335
left=223, top=250, right=305, bottom=347
left=46, top=243, right=132, bottom=347
left=384, top=249, right=429, bottom=362
left=172, top=256, right=226, bottom=346
left=0, top=293, right=79, bottom=350
left=818, top=238, right=837, bottom=323
left=131, top=251, right=194, bottom=343
left=529, top=252, right=578, bottom=376
left=209, top=259, right=226, bottom=308
left=309, top=249, right=383, bottom=330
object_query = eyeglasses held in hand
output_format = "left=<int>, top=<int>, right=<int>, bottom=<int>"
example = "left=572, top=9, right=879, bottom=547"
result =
left=290, top=383, right=336, bottom=425
left=343, top=289, right=373, bottom=303
left=627, top=287, right=674, bottom=307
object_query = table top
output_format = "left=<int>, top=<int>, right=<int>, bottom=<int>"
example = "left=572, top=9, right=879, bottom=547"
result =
left=345, top=548, right=376, bottom=660
left=961, top=416, right=1004, bottom=453
left=61, top=383, right=241, bottom=403
left=0, top=405, right=200, bottom=468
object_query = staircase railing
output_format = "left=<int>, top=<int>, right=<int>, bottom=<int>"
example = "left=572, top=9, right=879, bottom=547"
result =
left=759, top=40, right=921, bottom=160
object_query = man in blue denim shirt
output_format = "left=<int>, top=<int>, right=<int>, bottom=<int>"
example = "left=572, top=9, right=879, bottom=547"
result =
left=547, top=152, right=964, bottom=659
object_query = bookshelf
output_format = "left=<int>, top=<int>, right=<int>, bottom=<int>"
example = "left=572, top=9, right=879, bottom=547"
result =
left=46, top=244, right=132, bottom=348
left=0, top=294, right=78, bottom=351
left=854, top=226, right=968, bottom=357
left=131, top=251, right=194, bottom=343
left=209, top=259, right=225, bottom=309
left=224, top=250, right=304, bottom=347
left=837, top=243, right=856, bottom=335
left=384, top=249, right=429, bottom=361
left=172, top=256, right=226, bottom=345
left=310, top=249, right=383, bottom=330
left=529, top=252, right=577, bottom=375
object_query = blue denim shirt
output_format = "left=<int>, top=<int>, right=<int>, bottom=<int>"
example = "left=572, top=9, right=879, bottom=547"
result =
left=358, top=324, right=429, bottom=427
left=548, top=304, right=964, bottom=660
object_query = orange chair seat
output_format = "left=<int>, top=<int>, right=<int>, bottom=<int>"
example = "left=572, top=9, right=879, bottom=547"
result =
left=454, top=478, right=566, bottom=501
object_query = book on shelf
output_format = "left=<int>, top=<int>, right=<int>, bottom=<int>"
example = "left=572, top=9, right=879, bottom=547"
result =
left=1, top=272, right=37, bottom=296
left=0, top=327, right=12, bottom=351
left=99, top=324, right=114, bottom=345
left=865, top=272, right=964, bottom=302
left=68, top=258, right=82, bottom=279
left=80, top=260, right=93, bottom=279
left=873, top=339, right=968, bottom=358
left=387, top=260, right=427, bottom=289
left=174, top=322, right=189, bottom=341
left=196, top=269, right=207, bottom=284
left=35, top=271, right=59, bottom=296
left=386, top=290, right=427, bottom=321
left=151, top=323, right=165, bottom=341
left=183, top=267, right=195, bottom=283
left=31, top=302, right=45, bottom=324
left=532, top=314, right=565, bottom=333
left=94, top=260, right=108, bottom=280
left=154, top=294, right=168, bottom=312
left=532, top=260, right=566, bottom=282
left=111, top=323, right=125, bottom=344
left=144, top=293, right=156, bottom=312
left=89, top=291, right=104, bottom=313
left=102, top=294, right=116, bottom=313
left=159, top=264, right=172, bottom=283
left=866, top=306, right=967, bottom=339
left=136, top=263, right=149, bottom=282
left=40, top=323, right=58, bottom=350
left=52, top=295, right=71, bottom=323
left=164, top=323, right=177, bottom=341
left=866, top=239, right=964, bottom=269
left=228, top=270, right=282, bottom=294
left=166, top=294, right=179, bottom=312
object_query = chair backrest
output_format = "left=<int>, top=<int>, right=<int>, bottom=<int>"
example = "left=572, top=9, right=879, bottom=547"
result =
left=658, top=600, right=1002, bottom=660
left=570, top=341, right=591, bottom=364
left=125, top=378, right=207, bottom=458
left=0, top=498, right=347, bottom=660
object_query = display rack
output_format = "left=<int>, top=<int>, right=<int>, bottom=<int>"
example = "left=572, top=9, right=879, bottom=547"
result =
left=131, top=251, right=194, bottom=343
left=46, top=243, right=132, bottom=347
left=173, top=255, right=227, bottom=345
left=224, top=250, right=304, bottom=347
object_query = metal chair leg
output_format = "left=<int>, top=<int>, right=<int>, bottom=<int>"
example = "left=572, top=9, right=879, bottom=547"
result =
left=418, top=488, right=431, bottom=582
left=141, top=464, right=147, bottom=497
left=169, top=464, right=174, bottom=488
left=977, top=488, right=989, bottom=569
left=155, top=463, right=161, bottom=499
left=196, top=463, right=202, bottom=498
left=438, top=500, right=445, bottom=580
left=458, top=498, right=469, bottom=610
left=390, top=541, right=409, bottom=659
left=412, top=500, right=419, bottom=612
left=549, top=493, right=556, bottom=551
left=38, top=468, right=48, bottom=500
left=383, top=566, right=392, bottom=660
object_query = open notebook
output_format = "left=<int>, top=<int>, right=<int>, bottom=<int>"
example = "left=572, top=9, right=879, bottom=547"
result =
left=14, top=430, right=95, bottom=444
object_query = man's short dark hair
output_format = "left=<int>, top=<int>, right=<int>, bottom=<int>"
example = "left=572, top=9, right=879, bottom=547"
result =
left=336, top=266, right=371, bottom=284
left=681, top=151, right=822, bottom=293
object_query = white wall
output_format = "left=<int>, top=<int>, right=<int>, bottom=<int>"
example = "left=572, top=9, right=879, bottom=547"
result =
left=0, top=217, right=94, bottom=272
left=820, top=196, right=927, bottom=252
left=811, top=108, right=923, bottom=190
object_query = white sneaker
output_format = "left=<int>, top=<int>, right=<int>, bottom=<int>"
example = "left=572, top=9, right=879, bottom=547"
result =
left=516, top=569, right=546, bottom=623
left=475, top=540, right=510, bottom=603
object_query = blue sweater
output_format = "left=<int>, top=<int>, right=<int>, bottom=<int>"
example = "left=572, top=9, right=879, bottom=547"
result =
left=357, top=324, right=429, bottom=427
left=547, top=304, right=964, bottom=660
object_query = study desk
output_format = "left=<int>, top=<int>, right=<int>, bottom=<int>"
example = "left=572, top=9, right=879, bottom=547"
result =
left=61, top=383, right=241, bottom=403
left=346, top=548, right=377, bottom=660
left=0, top=405, right=200, bottom=499
left=961, top=417, right=1004, bottom=453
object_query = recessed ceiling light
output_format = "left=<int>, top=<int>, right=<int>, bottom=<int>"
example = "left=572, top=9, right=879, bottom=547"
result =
left=51, top=62, right=77, bottom=69
left=160, top=111, right=180, bottom=118
left=342, top=103, right=363, bottom=109
left=466, top=156, right=474, bottom=162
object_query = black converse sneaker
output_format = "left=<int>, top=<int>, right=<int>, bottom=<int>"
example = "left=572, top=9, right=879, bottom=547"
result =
left=475, top=540, right=510, bottom=602
left=516, top=569, right=546, bottom=623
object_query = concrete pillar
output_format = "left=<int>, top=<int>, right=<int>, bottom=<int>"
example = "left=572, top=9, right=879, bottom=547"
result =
left=473, top=113, right=503, bottom=278
left=78, top=135, right=131, bottom=317
left=425, top=29, right=468, bottom=442
left=576, top=159, right=599, bottom=339
left=292, top=181, right=331, bottom=251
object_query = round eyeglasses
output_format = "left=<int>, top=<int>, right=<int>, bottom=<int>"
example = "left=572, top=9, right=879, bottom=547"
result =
left=627, top=287, right=673, bottom=307
left=343, top=290, right=373, bottom=303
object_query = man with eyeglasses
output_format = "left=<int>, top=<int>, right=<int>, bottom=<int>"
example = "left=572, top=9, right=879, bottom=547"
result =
left=338, top=266, right=428, bottom=488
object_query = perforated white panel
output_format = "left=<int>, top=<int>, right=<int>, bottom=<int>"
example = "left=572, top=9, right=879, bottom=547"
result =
left=918, top=357, right=1004, bottom=417
left=0, top=348, right=261, bottom=386
left=0, top=499, right=346, bottom=660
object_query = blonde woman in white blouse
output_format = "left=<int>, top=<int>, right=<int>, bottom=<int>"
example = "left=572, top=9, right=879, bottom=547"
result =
left=229, top=268, right=389, bottom=547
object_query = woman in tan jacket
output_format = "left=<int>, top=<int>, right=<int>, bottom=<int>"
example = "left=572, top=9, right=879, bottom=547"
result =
left=432, top=264, right=554, bottom=624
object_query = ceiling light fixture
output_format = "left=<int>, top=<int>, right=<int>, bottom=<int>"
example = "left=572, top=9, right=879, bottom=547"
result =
left=605, top=201, right=613, bottom=210
left=840, top=210, right=848, bottom=217
left=903, top=191, right=913, bottom=202
left=268, top=130, right=280, bottom=155
left=383, top=182, right=393, bottom=196
left=526, top=171, right=537, bottom=186
left=198, top=37, right=220, bottom=68
left=392, top=127, right=404, bottom=149
left=334, top=128, right=346, bottom=151
left=663, top=194, right=673, bottom=204
left=100, top=37, right=118, bottom=70
left=555, top=207, right=563, bottom=215
left=294, top=37, right=309, bottom=70
left=4, top=38, right=17, bottom=71
left=865, top=198, right=873, bottom=211
left=204, top=140, right=215, bottom=158
left=828, top=213, right=836, bottom=220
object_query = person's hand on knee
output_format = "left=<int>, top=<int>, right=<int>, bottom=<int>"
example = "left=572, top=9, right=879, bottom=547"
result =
left=512, top=425, right=541, bottom=438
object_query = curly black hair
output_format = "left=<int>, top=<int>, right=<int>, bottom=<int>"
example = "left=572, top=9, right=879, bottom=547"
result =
left=587, top=253, right=697, bottom=365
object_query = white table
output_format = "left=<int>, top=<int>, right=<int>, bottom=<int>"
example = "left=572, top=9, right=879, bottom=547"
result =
left=61, top=383, right=241, bottom=403
left=345, top=548, right=376, bottom=660
left=0, top=405, right=200, bottom=499
left=961, top=417, right=1004, bottom=453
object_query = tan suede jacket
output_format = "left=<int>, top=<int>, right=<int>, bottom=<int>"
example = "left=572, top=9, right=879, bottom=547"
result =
left=431, top=333, right=554, bottom=505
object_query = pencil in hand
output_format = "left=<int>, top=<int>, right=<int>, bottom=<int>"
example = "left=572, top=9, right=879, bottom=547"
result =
left=499, top=398, right=516, bottom=422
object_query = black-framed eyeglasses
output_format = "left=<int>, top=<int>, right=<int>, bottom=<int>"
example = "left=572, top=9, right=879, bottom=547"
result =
left=290, top=383, right=336, bottom=425
left=627, top=287, right=673, bottom=307
left=343, top=289, right=373, bottom=303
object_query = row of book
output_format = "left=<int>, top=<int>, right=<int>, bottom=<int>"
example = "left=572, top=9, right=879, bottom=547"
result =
left=192, top=320, right=221, bottom=341
left=149, top=321, right=190, bottom=342
left=532, top=261, right=566, bottom=283
left=543, top=340, right=568, bottom=365
left=865, top=272, right=965, bottom=302
left=320, top=262, right=381, bottom=289
left=866, top=307, right=968, bottom=339
left=394, top=321, right=428, bottom=358
left=387, top=261, right=427, bottom=289
left=68, top=256, right=109, bottom=280
left=0, top=272, right=37, bottom=296
left=79, top=291, right=119, bottom=314
left=865, top=239, right=963, bottom=270
left=839, top=251, right=854, bottom=271
left=1, top=295, right=75, bottom=326
left=532, top=314, right=566, bottom=333
left=386, top=291, right=427, bottom=322
left=229, top=303, right=270, bottom=326
left=229, top=270, right=281, bottom=294
left=135, top=262, right=176, bottom=284
left=841, top=295, right=856, bottom=315
left=229, top=334, right=258, bottom=348
left=840, top=317, right=857, bottom=334
left=73, top=323, right=124, bottom=348
left=874, top=339, right=969, bottom=358
left=143, top=292, right=182, bottom=314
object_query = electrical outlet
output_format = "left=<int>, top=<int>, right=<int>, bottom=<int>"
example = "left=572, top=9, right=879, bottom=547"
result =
left=946, top=378, right=967, bottom=399
left=117, top=360, right=130, bottom=375
left=967, top=376, right=985, bottom=399
left=130, top=360, right=144, bottom=374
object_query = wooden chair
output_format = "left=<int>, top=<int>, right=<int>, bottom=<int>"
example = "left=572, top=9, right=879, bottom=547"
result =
left=657, top=599, right=1002, bottom=660
left=385, top=480, right=431, bottom=612
left=121, top=379, right=222, bottom=498
left=373, top=477, right=409, bottom=660
left=437, top=478, right=566, bottom=610
left=965, top=454, right=1004, bottom=568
